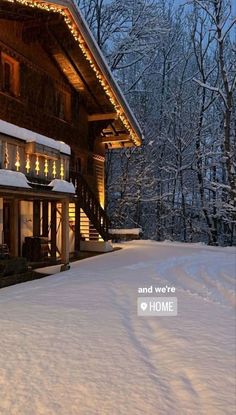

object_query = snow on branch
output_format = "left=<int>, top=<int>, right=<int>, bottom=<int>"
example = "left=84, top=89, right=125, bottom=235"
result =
left=193, top=77, right=228, bottom=108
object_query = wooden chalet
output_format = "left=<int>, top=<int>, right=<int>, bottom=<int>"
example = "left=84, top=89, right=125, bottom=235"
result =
left=0, top=0, right=142, bottom=265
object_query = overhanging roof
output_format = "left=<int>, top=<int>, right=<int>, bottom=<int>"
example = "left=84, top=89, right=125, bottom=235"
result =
left=1, top=0, right=143, bottom=147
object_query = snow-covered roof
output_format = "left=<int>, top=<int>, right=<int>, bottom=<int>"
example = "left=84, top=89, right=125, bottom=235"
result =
left=49, top=179, right=75, bottom=194
left=0, top=169, right=31, bottom=189
left=0, top=119, right=71, bottom=155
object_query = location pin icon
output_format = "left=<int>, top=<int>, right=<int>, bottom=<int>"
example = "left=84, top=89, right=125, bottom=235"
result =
left=141, top=302, right=148, bottom=311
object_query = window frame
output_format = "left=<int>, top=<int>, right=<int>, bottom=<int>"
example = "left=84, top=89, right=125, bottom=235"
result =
left=1, top=52, right=20, bottom=97
left=54, top=87, right=71, bottom=122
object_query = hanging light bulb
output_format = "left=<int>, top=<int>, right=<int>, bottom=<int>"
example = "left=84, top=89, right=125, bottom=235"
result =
left=60, top=160, right=64, bottom=180
left=35, top=156, right=40, bottom=175
left=44, top=158, right=49, bottom=177
left=52, top=160, right=57, bottom=178
left=15, top=146, right=20, bottom=171
left=25, top=154, right=30, bottom=173
left=4, top=142, right=9, bottom=169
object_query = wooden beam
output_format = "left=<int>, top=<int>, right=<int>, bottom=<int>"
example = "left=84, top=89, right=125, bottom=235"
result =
left=47, top=29, right=102, bottom=111
left=23, top=15, right=63, bottom=29
left=42, top=201, right=49, bottom=237
left=51, top=201, right=57, bottom=259
left=105, top=142, right=133, bottom=150
left=74, top=202, right=80, bottom=253
left=97, top=135, right=130, bottom=144
left=88, top=113, right=118, bottom=122
left=22, top=16, right=63, bottom=43
left=61, top=199, right=69, bottom=264
left=11, top=199, right=19, bottom=257
left=0, top=198, right=3, bottom=245
left=33, top=200, right=40, bottom=237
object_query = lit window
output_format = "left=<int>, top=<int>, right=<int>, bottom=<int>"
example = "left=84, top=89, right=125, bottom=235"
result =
left=1, top=53, right=20, bottom=96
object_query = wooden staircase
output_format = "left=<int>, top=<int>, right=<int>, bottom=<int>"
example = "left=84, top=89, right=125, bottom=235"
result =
left=70, top=171, right=109, bottom=241
left=68, top=204, right=100, bottom=241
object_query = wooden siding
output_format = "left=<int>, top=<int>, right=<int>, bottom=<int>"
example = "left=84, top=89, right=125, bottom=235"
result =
left=0, top=19, right=91, bottom=154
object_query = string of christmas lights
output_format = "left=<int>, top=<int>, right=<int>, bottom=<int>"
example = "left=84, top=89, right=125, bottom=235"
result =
left=4, top=142, right=9, bottom=169
left=25, top=153, right=30, bottom=173
left=15, top=146, right=20, bottom=171
left=4, top=0, right=141, bottom=146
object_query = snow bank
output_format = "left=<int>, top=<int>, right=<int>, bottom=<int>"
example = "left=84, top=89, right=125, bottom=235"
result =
left=109, top=228, right=142, bottom=235
left=0, top=169, right=31, bottom=188
left=49, top=179, right=75, bottom=194
left=0, top=241, right=235, bottom=414
left=0, top=119, right=71, bottom=155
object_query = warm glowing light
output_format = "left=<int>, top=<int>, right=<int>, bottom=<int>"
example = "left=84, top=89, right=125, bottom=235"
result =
left=35, top=156, right=40, bottom=175
left=44, top=158, right=49, bottom=177
left=69, top=203, right=75, bottom=221
left=60, top=160, right=64, bottom=180
left=25, top=153, right=30, bottom=173
left=4, top=0, right=140, bottom=146
left=4, top=142, right=9, bottom=169
left=15, top=146, right=20, bottom=171
left=52, top=161, right=57, bottom=178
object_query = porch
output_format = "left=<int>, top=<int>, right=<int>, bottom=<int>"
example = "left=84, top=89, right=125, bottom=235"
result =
left=0, top=190, right=71, bottom=264
left=0, top=120, right=111, bottom=267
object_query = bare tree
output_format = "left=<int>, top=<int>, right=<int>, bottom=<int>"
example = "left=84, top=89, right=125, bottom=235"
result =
left=190, top=0, right=236, bottom=243
left=79, top=0, right=236, bottom=245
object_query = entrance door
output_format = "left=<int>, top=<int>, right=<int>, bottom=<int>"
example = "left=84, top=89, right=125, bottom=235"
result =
left=3, top=202, right=11, bottom=250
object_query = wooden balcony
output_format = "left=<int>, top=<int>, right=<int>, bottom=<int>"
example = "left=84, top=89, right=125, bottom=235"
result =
left=0, top=133, right=70, bottom=185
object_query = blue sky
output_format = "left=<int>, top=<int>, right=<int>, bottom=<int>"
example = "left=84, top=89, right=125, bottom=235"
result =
left=177, top=0, right=236, bottom=14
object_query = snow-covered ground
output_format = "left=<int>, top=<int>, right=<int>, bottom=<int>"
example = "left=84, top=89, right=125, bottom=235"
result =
left=0, top=241, right=235, bottom=415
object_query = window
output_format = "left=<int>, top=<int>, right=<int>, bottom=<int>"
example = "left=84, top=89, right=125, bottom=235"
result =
left=1, top=53, right=20, bottom=96
left=55, top=90, right=64, bottom=119
left=3, top=62, right=11, bottom=92
left=54, top=89, right=71, bottom=121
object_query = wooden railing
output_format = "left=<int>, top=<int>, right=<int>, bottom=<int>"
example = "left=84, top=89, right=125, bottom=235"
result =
left=70, top=171, right=109, bottom=241
left=0, top=136, right=70, bottom=183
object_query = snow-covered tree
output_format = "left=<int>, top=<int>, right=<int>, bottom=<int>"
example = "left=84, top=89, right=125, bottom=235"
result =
left=78, top=0, right=236, bottom=245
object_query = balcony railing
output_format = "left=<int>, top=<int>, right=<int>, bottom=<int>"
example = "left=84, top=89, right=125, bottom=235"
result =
left=0, top=136, right=70, bottom=183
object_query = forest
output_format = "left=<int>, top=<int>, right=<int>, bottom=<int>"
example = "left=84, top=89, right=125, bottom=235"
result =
left=78, top=0, right=236, bottom=246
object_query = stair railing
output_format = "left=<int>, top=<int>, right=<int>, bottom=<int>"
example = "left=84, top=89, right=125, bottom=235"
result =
left=70, top=170, right=109, bottom=241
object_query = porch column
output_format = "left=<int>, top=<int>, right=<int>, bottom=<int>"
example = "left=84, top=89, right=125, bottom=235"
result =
left=33, top=200, right=40, bottom=236
left=42, top=201, right=49, bottom=237
left=61, top=199, right=69, bottom=264
left=51, top=201, right=57, bottom=259
left=11, top=199, right=19, bottom=256
left=0, top=198, right=3, bottom=244
left=74, top=201, right=80, bottom=252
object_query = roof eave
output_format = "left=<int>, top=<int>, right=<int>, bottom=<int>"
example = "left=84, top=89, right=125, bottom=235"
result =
left=67, top=0, right=142, bottom=146
left=1, top=0, right=143, bottom=146
left=41, top=0, right=143, bottom=146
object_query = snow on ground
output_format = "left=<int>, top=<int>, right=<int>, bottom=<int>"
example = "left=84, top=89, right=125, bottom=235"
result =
left=0, top=241, right=235, bottom=415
